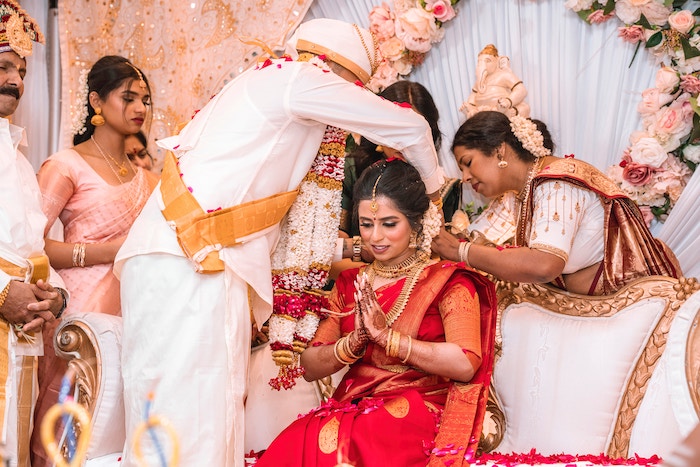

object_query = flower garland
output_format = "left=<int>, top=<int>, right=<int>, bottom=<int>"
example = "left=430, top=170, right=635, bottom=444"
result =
left=71, top=67, right=90, bottom=136
left=367, top=0, right=462, bottom=92
left=474, top=448, right=661, bottom=466
left=566, top=1, right=699, bottom=223
left=509, top=115, right=552, bottom=159
left=268, top=76, right=346, bottom=389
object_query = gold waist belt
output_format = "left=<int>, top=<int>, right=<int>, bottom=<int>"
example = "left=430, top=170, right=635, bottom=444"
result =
left=0, top=254, right=49, bottom=284
left=160, top=152, right=298, bottom=273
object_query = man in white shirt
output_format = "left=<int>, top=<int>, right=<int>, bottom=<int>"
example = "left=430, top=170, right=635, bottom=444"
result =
left=0, top=1, right=67, bottom=465
left=115, top=18, right=443, bottom=466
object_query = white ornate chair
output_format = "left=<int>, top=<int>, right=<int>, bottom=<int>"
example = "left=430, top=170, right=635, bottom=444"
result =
left=482, top=275, right=700, bottom=459
left=52, top=312, right=124, bottom=465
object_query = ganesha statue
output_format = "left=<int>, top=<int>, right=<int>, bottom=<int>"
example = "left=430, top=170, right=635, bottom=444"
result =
left=460, top=44, right=530, bottom=119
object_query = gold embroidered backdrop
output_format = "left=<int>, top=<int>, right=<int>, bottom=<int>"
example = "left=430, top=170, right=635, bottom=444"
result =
left=57, top=0, right=314, bottom=170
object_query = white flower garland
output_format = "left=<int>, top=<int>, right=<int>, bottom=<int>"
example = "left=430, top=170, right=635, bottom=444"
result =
left=418, top=201, right=442, bottom=253
left=509, top=115, right=551, bottom=159
left=71, top=67, right=90, bottom=136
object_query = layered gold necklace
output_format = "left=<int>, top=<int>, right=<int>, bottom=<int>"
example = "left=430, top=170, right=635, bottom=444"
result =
left=366, top=252, right=430, bottom=326
left=91, top=135, right=132, bottom=178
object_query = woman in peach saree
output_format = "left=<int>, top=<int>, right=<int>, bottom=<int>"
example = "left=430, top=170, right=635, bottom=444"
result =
left=30, top=56, right=157, bottom=465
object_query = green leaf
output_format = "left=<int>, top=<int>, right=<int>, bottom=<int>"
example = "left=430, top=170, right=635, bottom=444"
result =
left=693, top=8, right=700, bottom=16
left=637, top=14, right=652, bottom=30
left=681, top=36, right=700, bottom=59
left=687, top=111, right=700, bottom=144
left=577, top=9, right=593, bottom=22
left=603, top=0, right=615, bottom=15
left=646, top=31, right=663, bottom=48
left=672, top=0, right=686, bottom=9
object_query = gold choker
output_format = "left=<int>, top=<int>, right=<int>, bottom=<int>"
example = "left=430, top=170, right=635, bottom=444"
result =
left=371, top=252, right=426, bottom=279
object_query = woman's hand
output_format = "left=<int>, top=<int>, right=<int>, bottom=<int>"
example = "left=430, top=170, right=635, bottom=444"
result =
left=355, top=273, right=389, bottom=348
left=431, top=227, right=462, bottom=262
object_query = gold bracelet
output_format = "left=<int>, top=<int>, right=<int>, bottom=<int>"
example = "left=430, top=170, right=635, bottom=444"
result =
left=387, top=329, right=401, bottom=359
left=401, top=335, right=413, bottom=364
left=334, top=337, right=358, bottom=365
left=384, top=329, right=394, bottom=357
left=0, top=282, right=10, bottom=308
left=72, top=243, right=87, bottom=268
left=432, top=198, right=443, bottom=210
left=343, top=334, right=364, bottom=360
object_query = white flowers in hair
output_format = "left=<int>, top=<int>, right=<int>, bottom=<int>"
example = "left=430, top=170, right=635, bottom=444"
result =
left=71, top=68, right=90, bottom=136
left=509, top=115, right=552, bottom=159
left=418, top=201, right=442, bottom=253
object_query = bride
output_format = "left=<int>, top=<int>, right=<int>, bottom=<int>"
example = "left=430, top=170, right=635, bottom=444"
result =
left=256, top=159, right=497, bottom=466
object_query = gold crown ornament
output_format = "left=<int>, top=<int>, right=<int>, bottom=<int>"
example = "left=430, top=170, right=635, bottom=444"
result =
left=0, top=0, right=44, bottom=58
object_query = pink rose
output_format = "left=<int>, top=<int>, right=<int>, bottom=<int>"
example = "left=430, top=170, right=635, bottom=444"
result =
left=623, top=162, right=656, bottom=186
left=638, top=205, right=655, bottom=228
left=426, top=0, right=456, bottom=22
left=668, top=10, right=695, bottom=34
left=587, top=10, right=614, bottom=24
left=618, top=25, right=645, bottom=43
left=680, top=74, right=700, bottom=94
left=640, top=1, right=673, bottom=27
left=368, top=4, right=396, bottom=42
left=395, top=7, right=438, bottom=53
left=637, top=88, right=674, bottom=116
left=652, top=94, right=693, bottom=145
left=379, top=36, right=405, bottom=61
left=366, top=61, right=399, bottom=93
left=655, top=66, right=680, bottom=93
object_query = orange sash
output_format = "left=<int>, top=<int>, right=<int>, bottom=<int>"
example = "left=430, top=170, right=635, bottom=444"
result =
left=0, top=255, right=49, bottom=284
left=159, top=152, right=298, bottom=273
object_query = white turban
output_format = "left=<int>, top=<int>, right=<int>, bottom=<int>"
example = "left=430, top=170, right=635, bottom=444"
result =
left=285, top=18, right=379, bottom=84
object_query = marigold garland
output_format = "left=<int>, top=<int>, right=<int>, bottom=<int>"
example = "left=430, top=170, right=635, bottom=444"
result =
left=268, top=123, right=346, bottom=390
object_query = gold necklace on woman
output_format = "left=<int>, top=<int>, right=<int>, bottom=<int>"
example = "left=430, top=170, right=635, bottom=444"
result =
left=366, top=253, right=431, bottom=326
left=370, top=252, right=425, bottom=279
left=516, top=156, right=544, bottom=245
left=91, top=135, right=131, bottom=177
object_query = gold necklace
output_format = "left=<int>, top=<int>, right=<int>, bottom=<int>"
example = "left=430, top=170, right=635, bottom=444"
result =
left=91, top=135, right=130, bottom=177
left=371, top=252, right=424, bottom=279
left=365, top=255, right=431, bottom=326
left=516, top=156, right=543, bottom=245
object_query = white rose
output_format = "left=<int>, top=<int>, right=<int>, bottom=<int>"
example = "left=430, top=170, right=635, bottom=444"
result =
left=668, top=10, right=695, bottom=34
left=564, top=0, right=595, bottom=12
left=655, top=66, right=680, bottom=93
left=615, top=0, right=643, bottom=24
left=391, top=57, right=413, bottom=75
left=629, top=136, right=669, bottom=168
left=682, top=144, right=700, bottom=163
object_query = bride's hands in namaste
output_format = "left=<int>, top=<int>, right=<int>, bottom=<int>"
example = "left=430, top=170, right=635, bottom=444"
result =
left=354, top=272, right=390, bottom=348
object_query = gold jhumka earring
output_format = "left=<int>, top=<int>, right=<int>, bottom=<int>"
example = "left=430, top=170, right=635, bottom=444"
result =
left=90, top=108, right=105, bottom=126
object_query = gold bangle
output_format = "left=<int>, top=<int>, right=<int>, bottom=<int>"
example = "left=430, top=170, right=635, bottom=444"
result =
left=401, top=335, right=413, bottom=364
left=384, top=329, right=393, bottom=357
left=458, top=241, right=471, bottom=268
left=334, top=337, right=357, bottom=365
left=72, top=243, right=86, bottom=268
left=0, top=282, right=10, bottom=308
left=387, top=329, right=401, bottom=359
left=343, top=334, right=364, bottom=360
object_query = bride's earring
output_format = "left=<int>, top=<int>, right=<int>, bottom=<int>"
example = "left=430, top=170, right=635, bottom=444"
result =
left=497, top=153, right=508, bottom=169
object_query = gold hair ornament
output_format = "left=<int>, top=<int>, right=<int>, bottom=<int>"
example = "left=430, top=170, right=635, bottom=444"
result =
left=126, top=62, right=147, bottom=89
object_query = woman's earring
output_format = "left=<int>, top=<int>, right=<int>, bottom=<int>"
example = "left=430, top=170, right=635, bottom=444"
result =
left=497, top=153, right=508, bottom=169
left=91, top=108, right=105, bottom=127
left=376, top=145, right=384, bottom=153
left=409, top=231, right=418, bottom=249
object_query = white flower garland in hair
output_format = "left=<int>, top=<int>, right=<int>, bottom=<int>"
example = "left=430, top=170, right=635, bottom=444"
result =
left=418, top=201, right=441, bottom=254
left=509, top=115, right=551, bottom=159
left=71, top=68, right=90, bottom=136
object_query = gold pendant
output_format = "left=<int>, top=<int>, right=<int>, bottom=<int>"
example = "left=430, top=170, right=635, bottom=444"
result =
left=118, top=166, right=128, bottom=176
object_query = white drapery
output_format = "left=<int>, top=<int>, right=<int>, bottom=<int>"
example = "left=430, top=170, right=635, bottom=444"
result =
left=305, top=0, right=700, bottom=279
